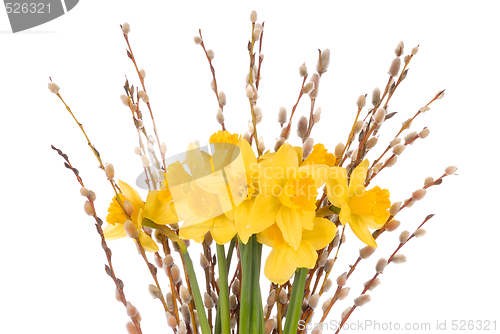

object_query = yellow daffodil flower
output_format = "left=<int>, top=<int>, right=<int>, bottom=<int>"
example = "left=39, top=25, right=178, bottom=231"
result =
left=248, top=144, right=329, bottom=250
left=326, top=159, right=391, bottom=247
left=257, top=218, right=337, bottom=284
left=301, top=143, right=336, bottom=167
left=104, top=180, right=178, bottom=252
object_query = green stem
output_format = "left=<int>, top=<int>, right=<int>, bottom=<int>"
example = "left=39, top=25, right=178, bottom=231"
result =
left=250, top=237, right=264, bottom=333
left=238, top=237, right=252, bottom=334
left=216, top=244, right=231, bottom=334
left=226, top=237, right=236, bottom=273
left=283, top=268, right=308, bottom=334
left=181, top=249, right=211, bottom=334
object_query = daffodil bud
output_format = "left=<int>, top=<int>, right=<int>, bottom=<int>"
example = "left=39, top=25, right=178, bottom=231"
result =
left=357, top=95, right=366, bottom=109
left=83, top=200, right=94, bottom=216
left=122, top=22, right=130, bottom=35
left=392, top=254, right=407, bottom=264
left=218, top=91, right=227, bottom=106
left=207, top=49, right=214, bottom=60
left=360, top=246, right=376, bottom=259
left=139, top=69, right=146, bottom=79
left=384, top=219, right=400, bottom=232
left=48, top=82, right=60, bottom=94
left=415, top=228, right=426, bottom=238
left=299, top=63, right=308, bottom=77
left=399, top=230, right=410, bottom=243
left=388, top=57, right=401, bottom=77
left=445, top=166, right=458, bottom=175
left=120, top=94, right=130, bottom=106
left=412, top=188, right=426, bottom=201
left=193, top=36, right=202, bottom=45
left=148, top=285, right=162, bottom=299
left=216, top=108, right=224, bottom=124
left=354, top=294, right=371, bottom=307
left=376, top=258, right=388, bottom=273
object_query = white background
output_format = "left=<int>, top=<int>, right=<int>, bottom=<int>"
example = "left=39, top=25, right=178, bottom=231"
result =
left=1, top=1, right=499, bottom=333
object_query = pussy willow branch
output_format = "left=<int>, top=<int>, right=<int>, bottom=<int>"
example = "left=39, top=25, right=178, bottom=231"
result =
left=52, top=90, right=170, bottom=315
left=50, top=145, right=143, bottom=334
left=121, top=26, right=167, bottom=170
left=282, top=76, right=308, bottom=140
left=255, top=21, right=265, bottom=91
left=335, top=214, right=434, bottom=334
left=369, top=90, right=445, bottom=170
left=197, top=29, right=226, bottom=131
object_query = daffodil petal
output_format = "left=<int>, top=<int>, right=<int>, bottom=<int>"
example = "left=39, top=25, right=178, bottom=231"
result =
left=273, top=144, right=299, bottom=183
left=256, top=223, right=284, bottom=247
left=302, top=217, right=337, bottom=249
left=103, top=224, right=126, bottom=240
left=348, top=159, right=369, bottom=197
left=348, top=214, right=378, bottom=247
left=287, top=241, right=317, bottom=268
left=118, top=180, right=144, bottom=209
left=237, top=138, right=258, bottom=179
left=276, top=206, right=302, bottom=250
left=298, top=165, right=329, bottom=188
left=144, top=191, right=178, bottom=225
left=138, top=231, right=159, bottom=252
left=235, top=200, right=254, bottom=244
left=179, top=219, right=213, bottom=240
left=249, top=195, right=281, bottom=235
left=298, top=210, right=315, bottom=230
left=264, top=247, right=296, bottom=285
left=327, top=167, right=349, bottom=207
left=211, top=214, right=237, bottom=245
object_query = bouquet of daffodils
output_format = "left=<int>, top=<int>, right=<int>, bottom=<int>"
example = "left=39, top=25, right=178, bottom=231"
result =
left=49, top=10, right=456, bottom=334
